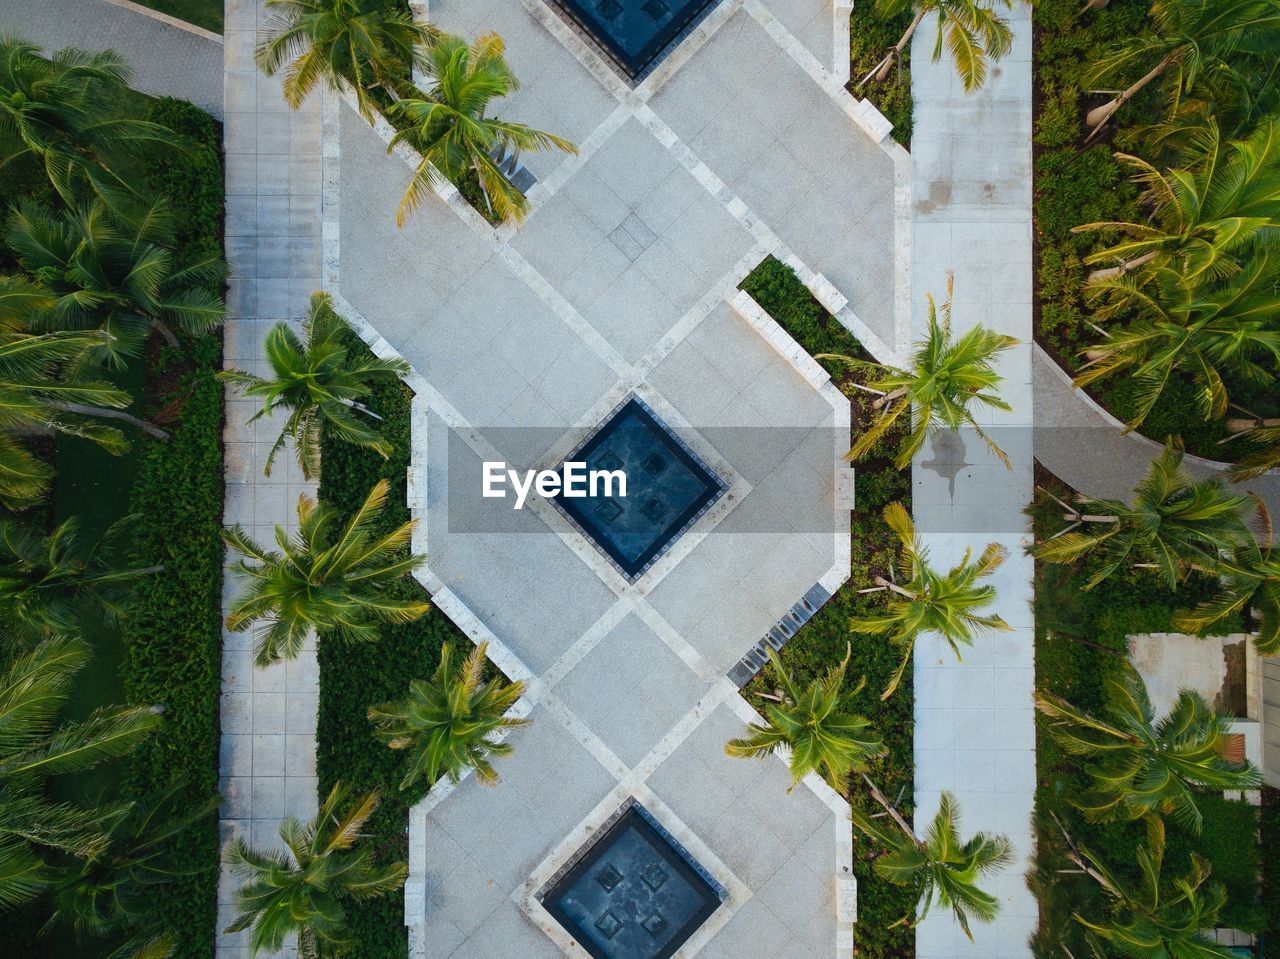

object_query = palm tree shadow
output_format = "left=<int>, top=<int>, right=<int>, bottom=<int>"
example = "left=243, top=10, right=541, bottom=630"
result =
left=920, top=428, right=972, bottom=500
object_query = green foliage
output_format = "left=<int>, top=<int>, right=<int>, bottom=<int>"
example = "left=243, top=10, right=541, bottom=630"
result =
left=1262, top=789, right=1280, bottom=958
left=142, top=98, right=224, bottom=265
left=316, top=330, right=469, bottom=959
left=120, top=334, right=224, bottom=959
left=739, top=258, right=917, bottom=959
left=1029, top=468, right=1260, bottom=957
left=849, top=9, right=913, bottom=145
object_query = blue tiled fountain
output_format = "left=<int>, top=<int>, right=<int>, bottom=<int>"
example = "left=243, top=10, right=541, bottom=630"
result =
left=550, top=0, right=722, bottom=79
left=553, top=396, right=725, bottom=580
left=540, top=801, right=725, bottom=959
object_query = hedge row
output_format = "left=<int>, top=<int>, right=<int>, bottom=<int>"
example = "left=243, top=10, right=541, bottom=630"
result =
left=114, top=96, right=227, bottom=959
left=316, top=334, right=469, bottom=959
left=740, top=258, right=918, bottom=959
left=1027, top=466, right=1262, bottom=956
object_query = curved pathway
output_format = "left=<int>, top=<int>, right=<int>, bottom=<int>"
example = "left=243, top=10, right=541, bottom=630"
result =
left=1033, top=343, right=1280, bottom=517
left=0, top=0, right=223, bottom=118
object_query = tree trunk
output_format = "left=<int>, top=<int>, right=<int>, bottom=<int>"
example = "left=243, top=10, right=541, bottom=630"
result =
left=339, top=397, right=383, bottom=421
left=872, top=386, right=910, bottom=411
left=873, top=574, right=917, bottom=599
left=1080, top=0, right=1109, bottom=11
left=1062, top=512, right=1120, bottom=524
left=151, top=319, right=180, bottom=349
left=1227, top=416, right=1280, bottom=433
left=860, top=10, right=926, bottom=88
left=49, top=402, right=170, bottom=441
left=1086, top=53, right=1177, bottom=131
left=862, top=774, right=921, bottom=845
left=1086, top=250, right=1159, bottom=283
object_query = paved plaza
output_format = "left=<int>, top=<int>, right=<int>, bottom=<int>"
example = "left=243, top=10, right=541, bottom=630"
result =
left=325, top=1, right=907, bottom=957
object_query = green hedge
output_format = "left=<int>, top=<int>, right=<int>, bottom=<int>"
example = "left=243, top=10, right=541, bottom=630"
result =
left=112, top=95, right=227, bottom=959
left=1263, top=788, right=1280, bottom=959
left=849, top=10, right=913, bottom=146
left=1028, top=467, right=1260, bottom=956
left=740, top=258, right=917, bottom=959
left=316, top=334, right=468, bottom=959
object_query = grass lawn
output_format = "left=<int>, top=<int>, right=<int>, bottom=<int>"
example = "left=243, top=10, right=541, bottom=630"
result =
left=133, top=0, right=224, bottom=33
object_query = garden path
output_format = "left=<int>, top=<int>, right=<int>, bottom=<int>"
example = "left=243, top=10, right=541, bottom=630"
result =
left=909, top=7, right=1038, bottom=958
left=215, top=2, right=323, bottom=957
left=0, top=0, right=223, bottom=117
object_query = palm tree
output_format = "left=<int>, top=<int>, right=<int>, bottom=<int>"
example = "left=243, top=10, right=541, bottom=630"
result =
left=45, top=783, right=220, bottom=957
left=851, top=785, right=1012, bottom=940
left=254, top=0, right=438, bottom=120
left=1175, top=502, right=1280, bottom=654
left=860, top=0, right=1018, bottom=93
left=1036, top=663, right=1259, bottom=832
left=223, top=783, right=407, bottom=958
left=820, top=274, right=1017, bottom=470
left=1075, top=117, right=1280, bottom=287
left=1074, top=256, right=1280, bottom=428
left=1060, top=816, right=1234, bottom=958
left=0, top=515, right=160, bottom=642
left=388, top=32, right=576, bottom=225
left=1222, top=410, right=1280, bottom=481
left=725, top=645, right=885, bottom=794
left=1032, top=440, right=1251, bottom=589
left=0, top=38, right=169, bottom=203
left=0, top=327, right=166, bottom=513
left=851, top=502, right=1010, bottom=700
left=219, top=292, right=408, bottom=480
left=0, top=635, right=161, bottom=908
left=368, top=641, right=529, bottom=790
left=6, top=200, right=226, bottom=366
left=223, top=479, right=429, bottom=666
left=1083, top=0, right=1280, bottom=134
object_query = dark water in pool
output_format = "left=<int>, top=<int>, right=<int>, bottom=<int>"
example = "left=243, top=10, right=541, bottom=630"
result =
left=554, top=397, right=724, bottom=579
left=542, top=803, right=724, bottom=959
left=551, top=0, right=722, bottom=78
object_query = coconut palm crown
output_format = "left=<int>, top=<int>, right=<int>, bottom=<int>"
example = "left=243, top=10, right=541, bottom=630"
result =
left=1035, top=663, right=1260, bottom=832
left=223, top=783, right=407, bottom=958
left=1065, top=817, right=1233, bottom=958
left=0, top=515, right=158, bottom=642
left=725, top=645, right=885, bottom=794
left=1175, top=501, right=1280, bottom=654
left=368, top=641, right=529, bottom=790
left=223, top=479, right=429, bottom=666
left=821, top=274, right=1017, bottom=470
left=851, top=788, right=1013, bottom=941
left=388, top=32, right=576, bottom=225
left=862, top=0, right=1018, bottom=93
left=1032, top=439, right=1252, bottom=590
left=219, top=292, right=409, bottom=480
left=851, top=502, right=1010, bottom=700
left=254, top=0, right=438, bottom=119
left=1074, top=118, right=1280, bottom=290
left=0, top=635, right=161, bottom=909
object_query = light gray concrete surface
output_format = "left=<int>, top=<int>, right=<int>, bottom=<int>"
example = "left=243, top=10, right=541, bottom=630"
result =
left=0, top=0, right=224, bottom=118
left=326, top=3, right=878, bottom=955
left=217, top=2, right=322, bottom=957
left=910, top=6, right=1037, bottom=958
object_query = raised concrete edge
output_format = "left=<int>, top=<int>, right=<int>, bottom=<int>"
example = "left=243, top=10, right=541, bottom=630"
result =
left=100, top=0, right=223, bottom=42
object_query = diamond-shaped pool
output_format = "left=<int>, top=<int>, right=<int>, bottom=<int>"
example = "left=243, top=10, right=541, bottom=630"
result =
left=539, top=800, right=724, bottom=959
left=549, top=0, right=722, bottom=79
left=553, top=396, right=725, bottom=580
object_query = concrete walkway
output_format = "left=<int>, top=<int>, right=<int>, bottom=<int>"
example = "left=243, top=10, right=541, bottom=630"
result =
left=0, top=0, right=223, bottom=118
left=909, top=7, right=1037, bottom=958
left=216, top=2, right=323, bottom=957
left=1033, top=344, right=1280, bottom=518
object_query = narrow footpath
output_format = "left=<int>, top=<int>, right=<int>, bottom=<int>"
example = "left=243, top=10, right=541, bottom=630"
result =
left=909, top=7, right=1038, bottom=957
left=0, top=0, right=223, bottom=117
left=216, top=2, right=322, bottom=956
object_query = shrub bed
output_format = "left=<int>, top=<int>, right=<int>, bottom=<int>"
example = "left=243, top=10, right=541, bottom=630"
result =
left=1027, top=465, right=1261, bottom=956
left=849, top=8, right=913, bottom=146
left=115, top=96, right=227, bottom=959
left=316, top=333, right=469, bottom=959
left=740, top=257, right=917, bottom=959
